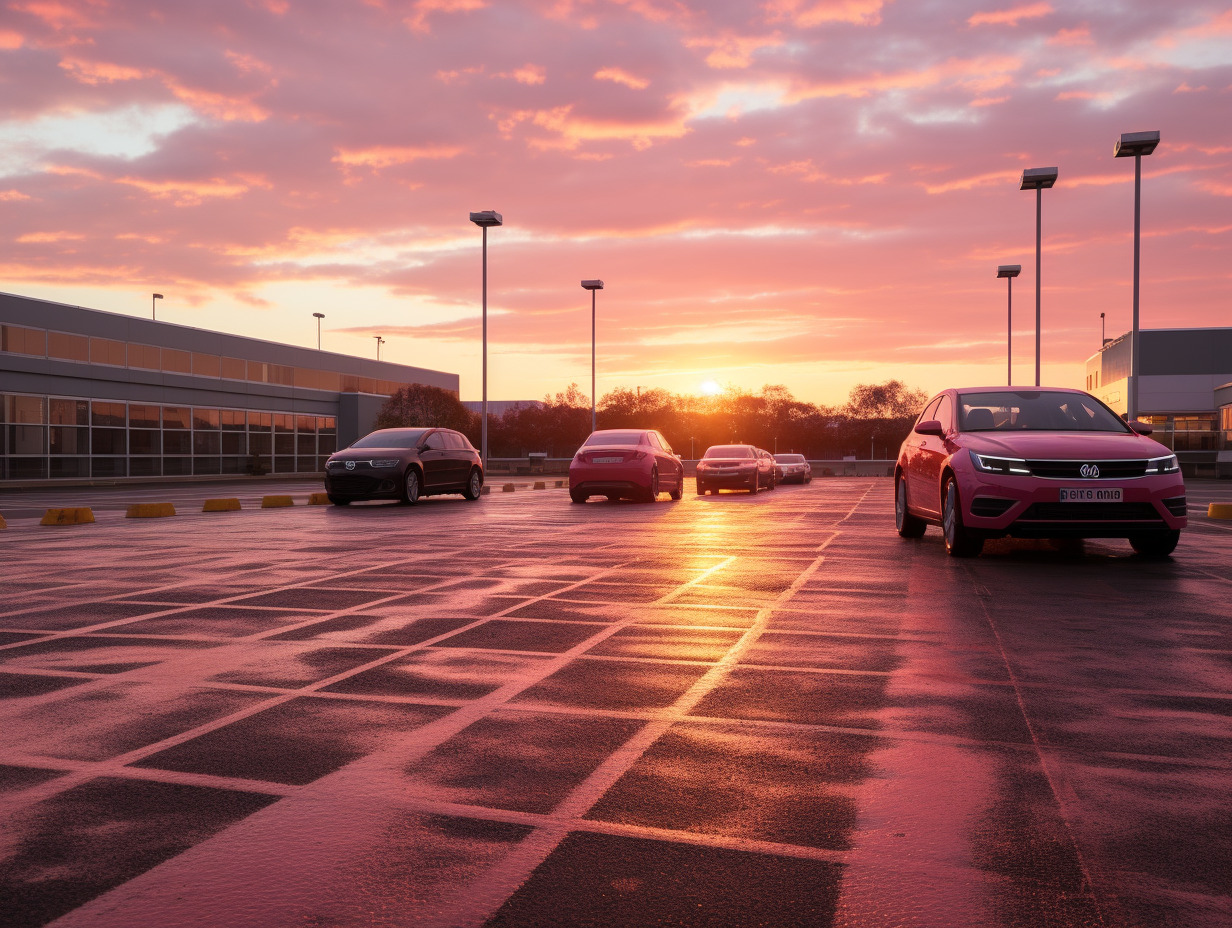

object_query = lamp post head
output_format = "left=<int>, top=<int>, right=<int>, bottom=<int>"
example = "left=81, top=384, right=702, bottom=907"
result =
left=1114, top=130, right=1160, bottom=158
left=1019, top=167, right=1058, bottom=190
left=469, top=210, right=503, bottom=227
left=996, top=265, right=1022, bottom=279
left=580, top=279, right=604, bottom=291
left=313, top=312, right=325, bottom=319
left=152, top=293, right=163, bottom=300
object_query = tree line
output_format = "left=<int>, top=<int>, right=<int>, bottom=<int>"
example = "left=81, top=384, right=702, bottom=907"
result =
left=376, top=379, right=929, bottom=460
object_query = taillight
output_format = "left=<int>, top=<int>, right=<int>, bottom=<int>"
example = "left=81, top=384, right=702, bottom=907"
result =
left=630, top=451, right=647, bottom=460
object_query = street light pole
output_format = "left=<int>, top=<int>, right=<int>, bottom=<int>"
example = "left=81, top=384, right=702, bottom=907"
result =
left=1100, top=312, right=1105, bottom=345
left=997, top=265, right=1021, bottom=386
left=152, top=293, right=163, bottom=320
left=470, top=211, right=503, bottom=470
left=1115, top=131, right=1160, bottom=422
left=1019, top=167, right=1058, bottom=386
left=581, top=280, right=604, bottom=434
left=374, top=336, right=384, bottom=360
left=313, top=312, right=325, bottom=350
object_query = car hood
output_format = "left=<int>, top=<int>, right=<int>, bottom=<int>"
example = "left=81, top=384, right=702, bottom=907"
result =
left=960, top=430, right=1171, bottom=459
left=701, top=457, right=757, bottom=464
left=331, top=447, right=412, bottom=459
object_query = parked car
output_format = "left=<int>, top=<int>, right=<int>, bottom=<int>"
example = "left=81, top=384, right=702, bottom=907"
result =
left=324, top=427, right=483, bottom=505
left=774, top=453, right=813, bottom=484
left=894, top=387, right=1187, bottom=557
left=696, top=443, right=775, bottom=494
left=569, top=429, right=684, bottom=503
left=757, top=449, right=781, bottom=488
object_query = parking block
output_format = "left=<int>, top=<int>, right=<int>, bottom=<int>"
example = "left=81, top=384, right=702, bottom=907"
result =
left=261, top=495, right=295, bottom=508
left=308, top=492, right=330, bottom=505
left=40, top=508, right=95, bottom=525
left=1209, top=502, right=1232, bottom=520
left=203, top=498, right=242, bottom=512
left=502, top=484, right=516, bottom=493
left=125, top=503, right=176, bottom=518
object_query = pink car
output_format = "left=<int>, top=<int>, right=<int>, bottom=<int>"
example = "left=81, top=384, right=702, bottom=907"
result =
left=569, top=428, right=685, bottom=503
left=895, top=387, right=1186, bottom=558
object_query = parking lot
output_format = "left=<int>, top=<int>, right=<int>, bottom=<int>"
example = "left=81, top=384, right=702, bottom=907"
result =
left=2, top=478, right=1230, bottom=928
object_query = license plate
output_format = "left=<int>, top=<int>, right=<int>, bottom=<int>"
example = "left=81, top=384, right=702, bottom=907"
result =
left=592, top=456, right=623, bottom=464
left=1060, top=487, right=1123, bottom=502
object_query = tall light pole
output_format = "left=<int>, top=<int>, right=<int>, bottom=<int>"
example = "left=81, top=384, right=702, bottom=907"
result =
left=1115, top=130, right=1160, bottom=422
left=1100, top=312, right=1105, bottom=345
left=152, top=292, right=163, bottom=320
left=1019, top=167, right=1058, bottom=386
left=470, top=211, right=503, bottom=468
left=581, top=279, right=604, bottom=433
left=997, top=265, right=1021, bottom=385
left=374, top=335, right=384, bottom=360
left=313, top=312, right=325, bottom=350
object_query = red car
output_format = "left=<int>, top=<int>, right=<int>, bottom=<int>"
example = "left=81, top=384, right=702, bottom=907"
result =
left=696, top=443, right=776, bottom=494
left=569, top=429, right=684, bottom=503
left=895, top=387, right=1186, bottom=558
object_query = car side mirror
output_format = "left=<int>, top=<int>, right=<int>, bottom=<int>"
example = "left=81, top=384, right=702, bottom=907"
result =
left=914, top=419, right=945, bottom=437
left=1128, top=420, right=1153, bottom=435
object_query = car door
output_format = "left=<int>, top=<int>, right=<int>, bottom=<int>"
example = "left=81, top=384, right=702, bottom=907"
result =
left=655, top=432, right=682, bottom=489
left=442, top=430, right=471, bottom=487
left=419, top=429, right=450, bottom=490
left=916, top=393, right=955, bottom=517
left=905, top=396, right=941, bottom=512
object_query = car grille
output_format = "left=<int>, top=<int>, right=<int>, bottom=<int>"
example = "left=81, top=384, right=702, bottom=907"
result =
left=1019, top=502, right=1162, bottom=522
left=1025, top=459, right=1148, bottom=479
left=970, top=496, right=1016, bottom=517
left=326, top=474, right=392, bottom=494
left=1162, top=496, right=1187, bottom=517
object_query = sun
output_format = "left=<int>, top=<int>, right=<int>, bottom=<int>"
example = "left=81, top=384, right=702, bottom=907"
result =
left=699, top=380, right=723, bottom=396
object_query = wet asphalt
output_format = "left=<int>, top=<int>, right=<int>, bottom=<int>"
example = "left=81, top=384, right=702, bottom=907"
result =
left=1, top=478, right=1230, bottom=928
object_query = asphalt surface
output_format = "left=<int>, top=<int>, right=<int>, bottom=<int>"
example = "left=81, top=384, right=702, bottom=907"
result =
left=1, top=477, right=1230, bottom=928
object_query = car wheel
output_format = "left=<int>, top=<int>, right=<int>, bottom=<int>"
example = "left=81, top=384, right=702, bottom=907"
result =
left=570, top=489, right=588, bottom=504
left=942, top=476, right=982, bottom=557
left=696, top=480, right=707, bottom=495
left=768, top=473, right=777, bottom=490
left=895, top=473, right=926, bottom=538
left=669, top=469, right=683, bottom=500
left=328, top=496, right=350, bottom=506
left=462, top=467, right=483, bottom=501
left=1129, top=530, right=1180, bottom=558
left=748, top=475, right=758, bottom=495
left=402, top=467, right=421, bottom=505
left=645, top=468, right=660, bottom=503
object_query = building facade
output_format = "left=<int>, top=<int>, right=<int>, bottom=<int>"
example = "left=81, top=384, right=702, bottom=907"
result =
left=1, top=292, right=458, bottom=482
left=1085, top=327, right=1232, bottom=477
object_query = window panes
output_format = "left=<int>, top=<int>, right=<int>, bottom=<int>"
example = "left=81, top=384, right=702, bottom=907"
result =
left=90, top=337, right=127, bottom=366
left=1, top=325, right=46, bottom=356
left=192, top=353, right=221, bottom=377
left=163, top=407, right=191, bottom=430
left=130, top=405, right=160, bottom=429
left=162, top=348, right=191, bottom=374
left=91, top=402, right=126, bottom=427
left=221, top=357, right=246, bottom=380
left=50, top=427, right=88, bottom=454
left=50, top=399, right=89, bottom=426
left=48, top=331, right=90, bottom=362
left=128, top=343, right=160, bottom=370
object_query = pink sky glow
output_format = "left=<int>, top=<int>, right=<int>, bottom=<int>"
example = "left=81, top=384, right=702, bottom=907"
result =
left=2, top=0, right=1229, bottom=404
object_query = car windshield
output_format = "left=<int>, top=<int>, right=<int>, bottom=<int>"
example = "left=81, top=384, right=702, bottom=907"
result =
left=958, top=392, right=1131, bottom=433
left=350, top=428, right=426, bottom=449
left=774, top=454, right=806, bottom=463
left=583, top=430, right=646, bottom=446
left=703, top=445, right=753, bottom=459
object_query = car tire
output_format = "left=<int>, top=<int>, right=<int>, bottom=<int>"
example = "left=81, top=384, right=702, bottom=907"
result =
left=942, top=476, right=982, bottom=557
left=696, top=480, right=707, bottom=495
left=402, top=467, right=422, bottom=505
left=895, top=473, right=926, bottom=538
left=1129, top=530, right=1180, bottom=558
left=462, top=467, right=483, bottom=501
left=328, top=496, right=350, bottom=506
left=570, top=489, right=587, bottom=504
left=644, top=468, right=660, bottom=503
left=669, top=470, right=683, bottom=500
left=748, top=475, right=758, bottom=495
left=768, top=473, right=777, bottom=490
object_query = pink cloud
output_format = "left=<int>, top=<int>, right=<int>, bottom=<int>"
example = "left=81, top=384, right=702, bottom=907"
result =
left=594, top=67, right=650, bottom=90
left=765, top=0, right=888, bottom=28
left=968, top=3, right=1053, bottom=27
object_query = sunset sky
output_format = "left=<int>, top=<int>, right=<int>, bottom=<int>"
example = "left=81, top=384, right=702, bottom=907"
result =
left=2, top=0, right=1229, bottom=405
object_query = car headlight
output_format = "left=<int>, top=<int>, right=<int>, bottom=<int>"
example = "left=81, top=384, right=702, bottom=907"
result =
left=370, top=459, right=400, bottom=469
left=969, top=451, right=1031, bottom=475
left=1145, top=454, right=1179, bottom=475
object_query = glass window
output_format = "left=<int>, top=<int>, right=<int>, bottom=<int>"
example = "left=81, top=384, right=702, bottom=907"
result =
left=91, top=429, right=126, bottom=455
left=49, top=426, right=88, bottom=454
left=958, top=391, right=1132, bottom=433
left=935, top=395, right=954, bottom=433
left=247, top=360, right=267, bottom=382
left=128, top=343, right=160, bottom=370
left=318, top=370, right=341, bottom=392
left=192, top=408, right=220, bottom=430
left=7, top=395, right=46, bottom=424
left=90, top=337, right=127, bottom=366
left=193, top=432, right=221, bottom=455
left=221, top=357, right=246, bottom=380
left=49, top=457, right=89, bottom=478
left=249, top=412, right=272, bottom=429
left=162, top=348, right=191, bottom=374
left=350, top=429, right=425, bottom=450
left=163, top=406, right=191, bottom=429
left=50, top=398, right=89, bottom=426
left=130, top=458, right=161, bottom=477
left=274, top=414, right=294, bottom=433
left=296, top=415, right=316, bottom=433
left=297, top=432, right=316, bottom=456
left=1, top=325, right=46, bottom=356
left=192, top=353, right=221, bottom=377
left=221, top=432, right=245, bottom=454
left=130, top=430, right=161, bottom=455
left=220, top=410, right=245, bottom=430
left=162, top=458, right=191, bottom=476
left=163, top=431, right=191, bottom=454
left=91, top=401, right=126, bottom=427
left=8, top=456, right=48, bottom=478
left=422, top=431, right=447, bottom=451
left=129, top=405, right=160, bottom=429
left=702, top=445, right=754, bottom=459
left=585, top=431, right=647, bottom=446
left=646, top=432, right=663, bottom=450
left=268, top=364, right=294, bottom=386
left=47, top=331, right=90, bottom=362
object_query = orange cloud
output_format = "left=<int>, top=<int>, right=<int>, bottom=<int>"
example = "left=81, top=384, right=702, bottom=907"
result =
left=684, top=33, right=783, bottom=69
left=116, top=176, right=255, bottom=206
left=166, top=81, right=269, bottom=121
left=1174, top=82, right=1208, bottom=93
left=332, top=145, right=466, bottom=171
left=970, top=95, right=1010, bottom=106
left=594, top=67, right=650, bottom=90
left=59, top=57, right=146, bottom=85
left=498, top=105, right=690, bottom=151
left=225, top=51, right=273, bottom=75
left=405, top=0, right=486, bottom=34
left=1048, top=26, right=1092, bottom=46
left=922, top=169, right=1019, bottom=194
left=967, top=2, right=1052, bottom=27
left=788, top=54, right=1020, bottom=101
left=765, top=0, right=888, bottom=28
left=0, top=30, right=23, bottom=49
left=436, top=66, right=484, bottom=84
left=499, top=64, right=545, bottom=85
left=0, top=190, right=32, bottom=201
left=11, top=0, right=102, bottom=30
left=17, top=231, right=84, bottom=243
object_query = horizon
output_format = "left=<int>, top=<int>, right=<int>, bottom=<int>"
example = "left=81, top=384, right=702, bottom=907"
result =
left=2, top=1, right=1229, bottom=406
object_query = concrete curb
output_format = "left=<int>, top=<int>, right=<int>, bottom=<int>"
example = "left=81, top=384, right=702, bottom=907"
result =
left=1208, top=502, right=1232, bottom=520
left=308, top=493, right=330, bottom=505
left=261, top=495, right=295, bottom=508
left=502, top=484, right=515, bottom=493
left=40, top=508, right=95, bottom=526
left=533, top=481, right=546, bottom=490
left=203, top=498, right=242, bottom=512
left=125, top=503, right=176, bottom=518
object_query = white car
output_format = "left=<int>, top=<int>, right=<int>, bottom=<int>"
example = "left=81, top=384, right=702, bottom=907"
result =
left=774, top=453, right=812, bottom=484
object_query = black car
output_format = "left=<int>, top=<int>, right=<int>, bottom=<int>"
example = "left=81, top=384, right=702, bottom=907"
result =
left=324, top=427, right=483, bottom=505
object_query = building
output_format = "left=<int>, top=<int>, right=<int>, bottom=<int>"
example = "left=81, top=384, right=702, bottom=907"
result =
left=1, top=292, right=458, bottom=482
left=1085, top=327, right=1232, bottom=477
